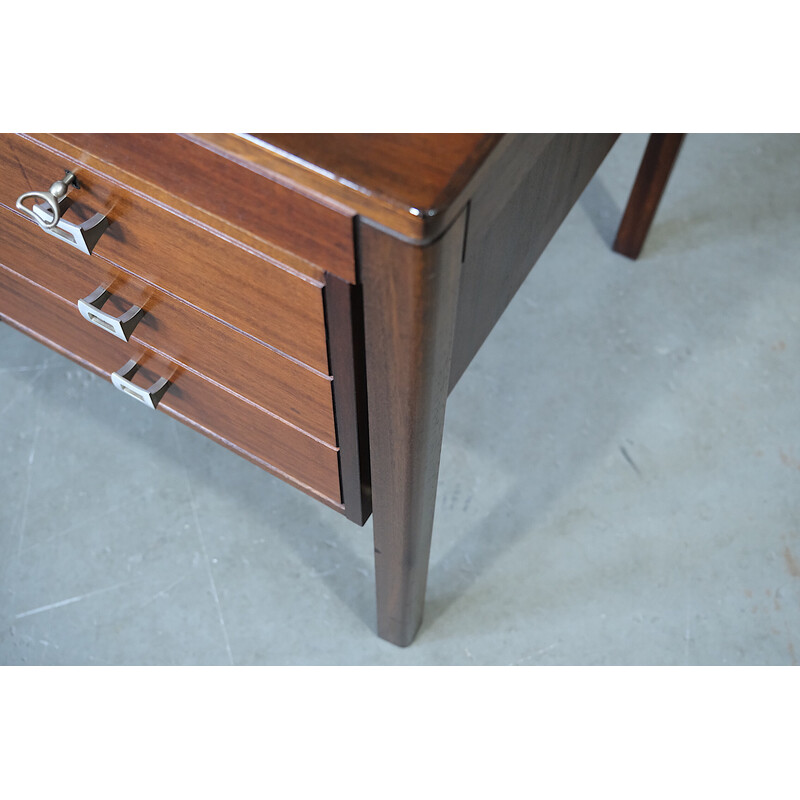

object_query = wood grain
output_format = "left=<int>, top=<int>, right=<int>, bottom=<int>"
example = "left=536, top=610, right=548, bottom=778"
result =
left=250, top=133, right=500, bottom=214
left=189, top=133, right=504, bottom=242
left=359, top=209, right=468, bottom=646
left=0, top=261, right=342, bottom=504
left=51, top=133, right=358, bottom=283
left=0, top=202, right=337, bottom=445
left=613, top=133, right=686, bottom=259
left=1, top=134, right=331, bottom=373
left=450, top=133, right=619, bottom=389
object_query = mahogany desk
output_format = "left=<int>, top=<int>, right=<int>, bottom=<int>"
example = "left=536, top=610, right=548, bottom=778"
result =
left=0, top=133, right=681, bottom=645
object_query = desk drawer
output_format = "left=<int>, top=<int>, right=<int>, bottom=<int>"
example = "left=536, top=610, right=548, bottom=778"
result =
left=0, top=262, right=342, bottom=505
left=0, top=203, right=337, bottom=446
left=0, top=133, right=330, bottom=374
left=49, top=133, right=357, bottom=283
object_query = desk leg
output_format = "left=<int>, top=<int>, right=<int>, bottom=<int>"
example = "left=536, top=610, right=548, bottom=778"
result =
left=613, top=133, right=686, bottom=259
left=359, top=212, right=467, bottom=646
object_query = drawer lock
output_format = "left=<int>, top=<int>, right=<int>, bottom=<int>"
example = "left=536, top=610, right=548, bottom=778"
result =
left=78, top=285, right=146, bottom=342
left=16, top=169, right=110, bottom=255
left=111, top=359, right=171, bottom=410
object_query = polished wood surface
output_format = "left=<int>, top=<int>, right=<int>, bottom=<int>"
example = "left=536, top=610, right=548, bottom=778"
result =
left=613, top=133, right=686, bottom=259
left=0, top=202, right=337, bottom=445
left=359, top=209, right=468, bottom=646
left=0, top=262, right=343, bottom=505
left=2, top=134, right=331, bottom=373
left=52, top=133, right=358, bottom=283
left=189, top=133, right=504, bottom=242
left=250, top=132, right=500, bottom=216
left=450, top=133, right=619, bottom=388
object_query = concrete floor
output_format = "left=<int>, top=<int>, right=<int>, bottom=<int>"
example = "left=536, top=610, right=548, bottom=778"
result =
left=1, top=133, right=798, bottom=665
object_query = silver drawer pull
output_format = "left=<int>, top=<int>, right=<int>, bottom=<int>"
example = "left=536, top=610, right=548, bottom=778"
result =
left=111, top=359, right=170, bottom=410
left=78, top=285, right=146, bottom=342
left=16, top=170, right=77, bottom=228
left=16, top=169, right=110, bottom=255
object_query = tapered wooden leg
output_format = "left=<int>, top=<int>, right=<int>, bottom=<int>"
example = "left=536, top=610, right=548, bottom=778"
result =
left=358, top=211, right=468, bottom=646
left=613, top=133, right=686, bottom=259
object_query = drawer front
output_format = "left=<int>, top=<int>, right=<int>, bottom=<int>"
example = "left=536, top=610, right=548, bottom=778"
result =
left=0, top=202, right=337, bottom=446
left=50, top=133, right=357, bottom=283
left=0, top=133, right=330, bottom=374
left=0, top=262, right=342, bottom=505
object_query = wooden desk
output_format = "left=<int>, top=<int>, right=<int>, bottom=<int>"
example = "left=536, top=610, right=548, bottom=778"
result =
left=1, top=133, right=652, bottom=646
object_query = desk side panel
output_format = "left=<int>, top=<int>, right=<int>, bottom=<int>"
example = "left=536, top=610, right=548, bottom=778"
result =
left=449, top=133, right=619, bottom=390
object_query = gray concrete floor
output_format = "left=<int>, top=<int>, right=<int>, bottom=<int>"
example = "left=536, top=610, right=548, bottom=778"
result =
left=1, top=133, right=799, bottom=665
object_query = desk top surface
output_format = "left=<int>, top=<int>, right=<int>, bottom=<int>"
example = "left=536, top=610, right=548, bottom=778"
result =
left=45, top=132, right=530, bottom=244
left=188, top=133, right=511, bottom=241
left=246, top=133, right=501, bottom=219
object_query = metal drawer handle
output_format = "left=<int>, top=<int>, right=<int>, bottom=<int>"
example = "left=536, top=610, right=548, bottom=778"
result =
left=15, top=170, right=77, bottom=228
left=78, top=285, right=146, bottom=342
left=15, top=169, right=110, bottom=255
left=111, top=359, right=171, bottom=410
